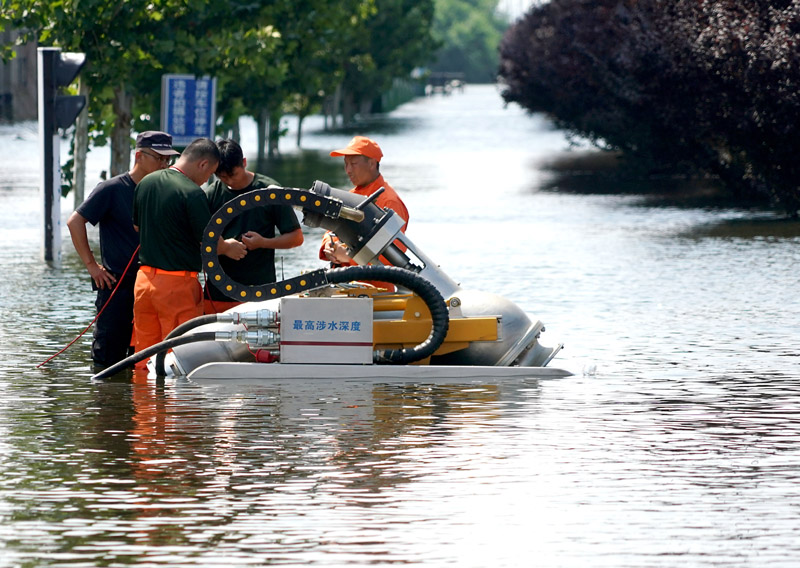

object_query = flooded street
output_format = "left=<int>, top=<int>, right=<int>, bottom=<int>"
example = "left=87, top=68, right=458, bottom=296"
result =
left=1, top=84, right=800, bottom=566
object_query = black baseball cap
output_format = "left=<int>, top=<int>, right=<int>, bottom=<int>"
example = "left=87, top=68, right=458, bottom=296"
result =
left=135, top=131, right=180, bottom=156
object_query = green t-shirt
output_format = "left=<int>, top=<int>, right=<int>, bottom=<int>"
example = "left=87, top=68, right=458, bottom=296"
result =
left=204, top=172, right=301, bottom=300
left=133, top=168, right=212, bottom=271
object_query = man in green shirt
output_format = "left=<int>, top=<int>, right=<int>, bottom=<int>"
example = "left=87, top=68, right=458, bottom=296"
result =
left=203, top=139, right=304, bottom=313
left=132, top=138, right=247, bottom=353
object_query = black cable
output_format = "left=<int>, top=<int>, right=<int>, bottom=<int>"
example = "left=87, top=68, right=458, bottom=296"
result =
left=91, top=331, right=217, bottom=381
left=100, top=265, right=448, bottom=380
left=154, top=314, right=220, bottom=376
left=165, top=314, right=220, bottom=340
left=326, top=265, right=450, bottom=365
left=38, top=245, right=141, bottom=368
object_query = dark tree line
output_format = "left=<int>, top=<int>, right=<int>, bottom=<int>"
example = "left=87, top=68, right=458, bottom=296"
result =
left=499, top=0, right=800, bottom=214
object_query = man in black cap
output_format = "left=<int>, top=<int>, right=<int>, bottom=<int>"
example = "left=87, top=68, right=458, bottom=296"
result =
left=67, top=130, right=180, bottom=368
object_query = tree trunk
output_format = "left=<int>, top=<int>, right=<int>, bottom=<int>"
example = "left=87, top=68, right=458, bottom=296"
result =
left=72, top=79, right=90, bottom=209
left=110, top=86, right=133, bottom=177
left=267, top=110, right=281, bottom=158
left=296, top=113, right=305, bottom=147
left=231, top=118, right=240, bottom=142
left=360, top=97, right=372, bottom=116
left=340, top=89, right=356, bottom=126
left=332, top=83, right=343, bottom=128
left=256, top=109, right=268, bottom=173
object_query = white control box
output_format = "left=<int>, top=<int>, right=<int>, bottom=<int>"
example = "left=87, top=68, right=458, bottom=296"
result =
left=279, top=297, right=373, bottom=364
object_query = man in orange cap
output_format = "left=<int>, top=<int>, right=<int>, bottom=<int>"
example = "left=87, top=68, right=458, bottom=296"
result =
left=320, top=136, right=409, bottom=271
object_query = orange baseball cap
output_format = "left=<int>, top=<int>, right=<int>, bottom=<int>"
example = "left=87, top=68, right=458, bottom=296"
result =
left=330, top=136, right=383, bottom=162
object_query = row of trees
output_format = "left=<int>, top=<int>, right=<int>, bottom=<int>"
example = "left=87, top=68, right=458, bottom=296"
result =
left=0, top=0, right=437, bottom=177
left=499, top=0, right=800, bottom=214
left=429, top=0, right=509, bottom=83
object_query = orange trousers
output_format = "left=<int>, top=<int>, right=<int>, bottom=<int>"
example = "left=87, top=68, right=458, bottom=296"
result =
left=132, top=267, right=203, bottom=353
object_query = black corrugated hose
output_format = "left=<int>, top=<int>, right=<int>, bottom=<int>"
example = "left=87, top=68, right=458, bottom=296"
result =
left=92, top=265, right=449, bottom=380
left=154, top=314, right=220, bottom=376
left=326, top=265, right=450, bottom=365
left=91, top=332, right=217, bottom=381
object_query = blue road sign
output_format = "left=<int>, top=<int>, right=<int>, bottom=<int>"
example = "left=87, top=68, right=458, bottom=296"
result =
left=161, top=74, right=217, bottom=147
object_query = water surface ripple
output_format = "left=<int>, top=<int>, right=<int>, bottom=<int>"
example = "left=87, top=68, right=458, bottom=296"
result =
left=1, top=86, right=799, bottom=567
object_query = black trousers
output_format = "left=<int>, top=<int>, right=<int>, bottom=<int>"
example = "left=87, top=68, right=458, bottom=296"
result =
left=91, top=271, right=136, bottom=367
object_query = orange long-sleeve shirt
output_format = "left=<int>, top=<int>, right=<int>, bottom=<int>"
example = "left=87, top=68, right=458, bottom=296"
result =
left=318, top=174, right=409, bottom=263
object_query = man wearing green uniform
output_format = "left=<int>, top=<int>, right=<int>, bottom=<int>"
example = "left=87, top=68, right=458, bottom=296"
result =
left=203, top=139, right=304, bottom=314
left=132, top=138, right=246, bottom=353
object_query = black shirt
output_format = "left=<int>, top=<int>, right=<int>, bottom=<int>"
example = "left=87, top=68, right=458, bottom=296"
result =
left=76, top=172, right=139, bottom=275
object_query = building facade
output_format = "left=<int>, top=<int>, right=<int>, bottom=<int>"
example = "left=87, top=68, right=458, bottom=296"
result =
left=0, top=31, right=38, bottom=122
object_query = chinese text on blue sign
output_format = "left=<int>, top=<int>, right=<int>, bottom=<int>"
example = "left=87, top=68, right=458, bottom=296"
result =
left=160, top=75, right=217, bottom=147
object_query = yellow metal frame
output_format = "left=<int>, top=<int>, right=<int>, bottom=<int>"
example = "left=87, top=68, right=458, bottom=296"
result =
left=339, top=288, right=499, bottom=362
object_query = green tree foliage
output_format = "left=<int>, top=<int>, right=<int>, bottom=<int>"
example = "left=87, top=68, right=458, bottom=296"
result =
left=3, top=0, right=168, bottom=167
left=1, top=0, right=270, bottom=174
left=234, top=0, right=372, bottom=163
left=498, top=0, right=800, bottom=213
left=339, top=0, right=438, bottom=122
left=1, top=0, right=437, bottom=173
left=430, top=0, right=508, bottom=83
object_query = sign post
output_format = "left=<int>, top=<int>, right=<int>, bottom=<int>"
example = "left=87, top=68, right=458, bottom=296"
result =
left=160, top=75, right=217, bottom=147
left=38, top=47, right=86, bottom=264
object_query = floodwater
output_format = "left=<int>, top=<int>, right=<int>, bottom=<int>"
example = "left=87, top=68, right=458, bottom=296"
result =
left=1, top=84, right=800, bottom=567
